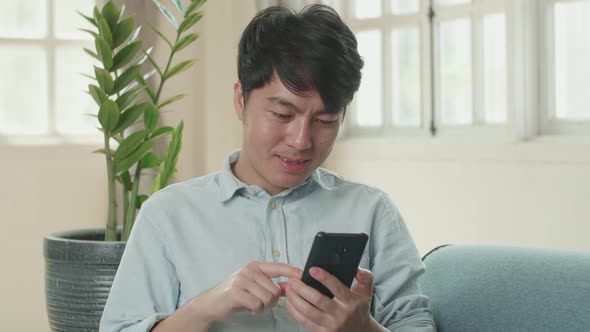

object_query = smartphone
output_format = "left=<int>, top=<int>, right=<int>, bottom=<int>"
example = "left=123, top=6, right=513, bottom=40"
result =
left=301, top=232, right=369, bottom=298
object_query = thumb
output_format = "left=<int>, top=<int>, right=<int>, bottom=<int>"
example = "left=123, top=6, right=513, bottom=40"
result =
left=351, top=268, right=373, bottom=297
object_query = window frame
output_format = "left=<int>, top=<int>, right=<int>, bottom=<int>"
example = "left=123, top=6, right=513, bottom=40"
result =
left=337, top=0, right=590, bottom=141
left=0, top=0, right=98, bottom=144
left=538, top=0, right=590, bottom=136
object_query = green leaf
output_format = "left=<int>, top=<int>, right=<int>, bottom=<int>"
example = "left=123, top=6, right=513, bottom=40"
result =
left=152, top=174, right=162, bottom=193
left=83, top=48, right=100, bottom=61
left=149, top=126, right=174, bottom=139
left=119, top=170, right=132, bottom=191
left=116, top=140, right=155, bottom=174
left=173, top=33, right=199, bottom=52
left=151, top=26, right=173, bottom=49
left=116, top=86, right=143, bottom=111
left=101, top=1, right=120, bottom=33
left=78, top=11, right=97, bottom=27
left=114, top=129, right=149, bottom=161
left=143, top=103, right=159, bottom=131
left=137, top=47, right=152, bottom=67
left=92, top=148, right=115, bottom=156
left=112, top=16, right=135, bottom=48
left=186, top=0, right=206, bottom=16
left=170, top=0, right=185, bottom=14
left=98, top=18, right=113, bottom=47
left=88, top=84, right=108, bottom=106
left=80, top=28, right=99, bottom=39
left=112, top=64, right=141, bottom=94
left=98, top=99, right=120, bottom=132
left=150, top=0, right=179, bottom=29
left=140, top=152, right=160, bottom=168
left=81, top=73, right=95, bottom=81
left=178, top=11, right=203, bottom=34
left=112, top=102, right=151, bottom=134
left=112, top=133, right=124, bottom=143
left=95, top=38, right=113, bottom=70
left=143, top=50, right=163, bottom=77
left=135, top=194, right=149, bottom=209
left=136, top=75, right=156, bottom=101
left=93, top=7, right=103, bottom=23
left=112, top=41, right=142, bottom=72
left=158, top=94, right=185, bottom=109
left=94, top=66, right=114, bottom=94
left=165, top=60, right=195, bottom=80
left=158, top=121, right=183, bottom=188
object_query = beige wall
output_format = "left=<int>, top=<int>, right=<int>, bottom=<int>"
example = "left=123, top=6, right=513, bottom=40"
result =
left=1, top=0, right=589, bottom=330
left=324, top=138, right=590, bottom=254
left=0, top=1, right=251, bottom=330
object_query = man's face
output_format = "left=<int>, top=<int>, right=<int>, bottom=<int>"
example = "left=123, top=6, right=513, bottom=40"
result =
left=232, top=73, right=341, bottom=196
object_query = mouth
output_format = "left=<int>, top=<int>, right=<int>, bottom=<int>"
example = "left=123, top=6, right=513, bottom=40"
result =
left=278, top=156, right=309, bottom=164
left=276, top=155, right=311, bottom=172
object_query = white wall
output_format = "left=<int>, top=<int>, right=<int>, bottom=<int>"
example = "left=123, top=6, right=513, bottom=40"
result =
left=1, top=0, right=589, bottom=330
left=324, top=137, right=590, bottom=254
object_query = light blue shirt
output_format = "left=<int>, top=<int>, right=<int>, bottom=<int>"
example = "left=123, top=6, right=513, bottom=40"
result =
left=100, top=150, right=435, bottom=332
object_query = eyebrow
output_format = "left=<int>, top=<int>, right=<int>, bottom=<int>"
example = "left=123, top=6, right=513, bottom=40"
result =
left=267, top=96, right=332, bottom=115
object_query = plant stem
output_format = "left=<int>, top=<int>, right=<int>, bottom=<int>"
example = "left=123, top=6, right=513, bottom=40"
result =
left=122, top=186, right=129, bottom=233
left=104, top=134, right=118, bottom=241
left=154, top=32, right=181, bottom=103
left=122, top=165, right=142, bottom=240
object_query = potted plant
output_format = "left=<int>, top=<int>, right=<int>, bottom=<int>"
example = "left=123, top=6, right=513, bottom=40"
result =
left=43, top=1, right=205, bottom=330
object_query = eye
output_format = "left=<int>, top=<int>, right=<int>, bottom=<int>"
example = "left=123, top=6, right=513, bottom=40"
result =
left=316, top=118, right=338, bottom=126
left=272, top=112, right=291, bottom=120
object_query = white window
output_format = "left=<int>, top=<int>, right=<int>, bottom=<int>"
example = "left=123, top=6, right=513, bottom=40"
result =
left=0, top=0, right=97, bottom=143
left=539, top=0, right=590, bottom=136
left=319, top=0, right=590, bottom=138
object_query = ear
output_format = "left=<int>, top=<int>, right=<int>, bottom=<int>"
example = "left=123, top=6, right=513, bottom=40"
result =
left=233, top=81, right=245, bottom=121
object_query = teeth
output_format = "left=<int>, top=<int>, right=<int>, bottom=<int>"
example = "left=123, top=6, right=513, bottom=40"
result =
left=281, top=157, right=304, bottom=164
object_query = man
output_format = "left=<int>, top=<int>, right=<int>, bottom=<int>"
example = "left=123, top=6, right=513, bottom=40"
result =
left=100, top=4, right=436, bottom=332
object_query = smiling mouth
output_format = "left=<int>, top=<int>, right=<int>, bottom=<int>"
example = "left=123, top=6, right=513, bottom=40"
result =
left=279, top=156, right=309, bottom=164
left=279, top=156, right=307, bottom=164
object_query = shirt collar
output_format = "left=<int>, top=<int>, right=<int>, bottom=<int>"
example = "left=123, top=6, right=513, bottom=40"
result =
left=217, top=150, right=334, bottom=203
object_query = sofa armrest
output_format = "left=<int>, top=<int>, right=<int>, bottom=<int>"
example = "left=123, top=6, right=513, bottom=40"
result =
left=418, top=245, right=590, bottom=332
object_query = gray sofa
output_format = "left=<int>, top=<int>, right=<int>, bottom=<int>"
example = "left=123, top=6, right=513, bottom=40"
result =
left=419, top=245, right=590, bottom=331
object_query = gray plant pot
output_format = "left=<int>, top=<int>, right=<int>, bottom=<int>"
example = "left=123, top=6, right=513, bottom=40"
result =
left=43, top=229, right=126, bottom=332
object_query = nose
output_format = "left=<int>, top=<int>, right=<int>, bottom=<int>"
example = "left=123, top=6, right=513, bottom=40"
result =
left=286, top=119, right=312, bottom=150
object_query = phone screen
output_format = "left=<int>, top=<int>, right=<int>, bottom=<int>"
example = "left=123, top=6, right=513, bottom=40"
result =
left=301, top=232, right=368, bottom=298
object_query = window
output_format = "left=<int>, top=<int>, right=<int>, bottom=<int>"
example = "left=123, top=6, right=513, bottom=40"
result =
left=539, top=0, right=590, bottom=135
left=0, top=0, right=97, bottom=142
left=318, top=0, right=590, bottom=138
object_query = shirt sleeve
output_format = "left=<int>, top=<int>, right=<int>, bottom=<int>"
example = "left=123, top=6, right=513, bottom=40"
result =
left=100, top=201, right=179, bottom=332
left=370, top=193, right=437, bottom=331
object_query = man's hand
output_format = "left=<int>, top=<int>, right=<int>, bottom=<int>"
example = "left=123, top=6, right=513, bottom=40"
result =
left=200, top=261, right=302, bottom=322
left=285, top=267, right=382, bottom=332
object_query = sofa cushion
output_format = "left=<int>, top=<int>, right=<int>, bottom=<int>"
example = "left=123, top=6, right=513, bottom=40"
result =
left=419, top=245, right=590, bottom=332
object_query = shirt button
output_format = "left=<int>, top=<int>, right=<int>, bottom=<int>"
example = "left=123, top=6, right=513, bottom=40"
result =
left=270, top=201, right=277, bottom=209
left=272, top=250, right=281, bottom=258
left=248, top=189, right=256, bottom=196
left=277, top=299, right=286, bottom=308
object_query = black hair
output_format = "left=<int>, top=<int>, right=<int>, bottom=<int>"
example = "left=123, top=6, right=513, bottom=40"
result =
left=237, top=4, right=364, bottom=115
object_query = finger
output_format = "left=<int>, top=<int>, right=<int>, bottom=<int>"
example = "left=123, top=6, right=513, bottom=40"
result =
left=351, top=268, right=374, bottom=297
left=287, top=278, right=334, bottom=313
left=278, top=281, right=289, bottom=296
left=235, top=274, right=278, bottom=309
left=242, top=263, right=283, bottom=301
left=285, top=280, right=329, bottom=325
left=258, top=262, right=303, bottom=279
left=309, top=267, right=350, bottom=302
left=233, top=289, right=264, bottom=314
left=286, top=294, right=325, bottom=332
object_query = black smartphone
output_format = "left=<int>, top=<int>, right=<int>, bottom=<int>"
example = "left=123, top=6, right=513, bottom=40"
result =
left=301, top=232, right=369, bottom=298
